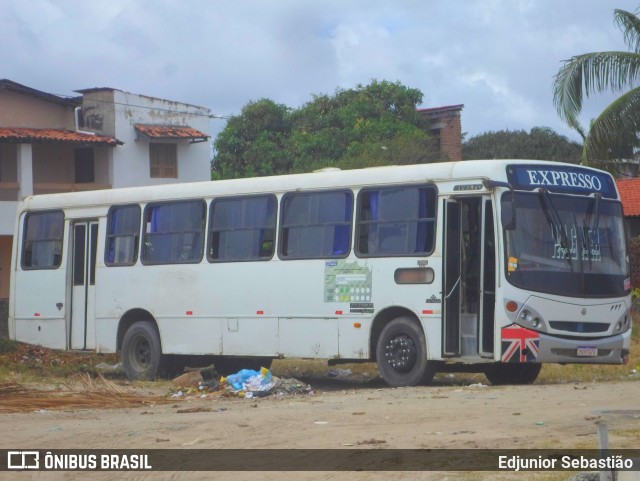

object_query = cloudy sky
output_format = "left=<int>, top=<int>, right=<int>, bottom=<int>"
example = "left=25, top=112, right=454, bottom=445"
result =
left=2, top=0, right=639, bottom=144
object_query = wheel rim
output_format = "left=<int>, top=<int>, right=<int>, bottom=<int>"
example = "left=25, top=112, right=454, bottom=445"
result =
left=383, top=334, right=417, bottom=373
left=131, top=335, right=152, bottom=371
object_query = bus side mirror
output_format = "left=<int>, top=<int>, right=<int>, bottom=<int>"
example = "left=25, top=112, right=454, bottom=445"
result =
left=501, top=203, right=516, bottom=231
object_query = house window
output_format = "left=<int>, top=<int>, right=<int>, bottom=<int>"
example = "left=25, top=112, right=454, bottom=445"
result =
left=150, top=143, right=177, bottom=178
left=74, top=148, right=95, bottom=183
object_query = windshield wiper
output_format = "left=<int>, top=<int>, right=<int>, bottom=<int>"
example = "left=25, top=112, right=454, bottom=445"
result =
left=583, top=193, right=602, bottom=268
left=538, top=188, right=573, bottom=270
left=590, top=192, right=601, bottom=232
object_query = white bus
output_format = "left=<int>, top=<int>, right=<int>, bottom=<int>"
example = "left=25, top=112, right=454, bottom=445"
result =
left=8, top=160, right=632, bottom=386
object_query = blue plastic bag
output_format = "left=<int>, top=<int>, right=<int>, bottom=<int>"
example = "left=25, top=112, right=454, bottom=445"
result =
left=225, top=369, right=259, bottom=391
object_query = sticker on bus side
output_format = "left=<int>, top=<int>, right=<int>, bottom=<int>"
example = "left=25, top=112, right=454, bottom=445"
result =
left=325, top=260, right=373, bottom=303
left=350, top=302, right=374, bottom=314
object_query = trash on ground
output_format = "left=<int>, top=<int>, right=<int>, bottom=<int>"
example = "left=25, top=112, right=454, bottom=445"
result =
left=169, top=366, right=313, bottom=400
left=95, top=362, right=122, bottom=371
left=327, top=368, right=352, bottom=377
left=467, top=383, right=487, bottom=388
left=172, top=370, right=203, bottom=387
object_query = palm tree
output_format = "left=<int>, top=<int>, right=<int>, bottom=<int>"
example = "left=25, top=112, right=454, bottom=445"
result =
left=553, top=8, right=640, bottom=167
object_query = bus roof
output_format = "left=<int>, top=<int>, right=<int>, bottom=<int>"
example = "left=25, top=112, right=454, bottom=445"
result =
left=17, top=159, right=610, bottom=211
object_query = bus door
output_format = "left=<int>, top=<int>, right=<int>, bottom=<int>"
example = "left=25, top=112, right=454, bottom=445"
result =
left=70, top=220, right=98, bottom=350
left=443, top=197, right=495, bottom=357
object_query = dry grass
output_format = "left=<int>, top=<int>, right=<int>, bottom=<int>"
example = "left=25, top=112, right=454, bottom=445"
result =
left=0, top=373, right=174, bottom=413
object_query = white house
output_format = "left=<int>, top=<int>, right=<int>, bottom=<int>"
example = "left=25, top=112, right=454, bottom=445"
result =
left=0, top=79, right=211, bottom=334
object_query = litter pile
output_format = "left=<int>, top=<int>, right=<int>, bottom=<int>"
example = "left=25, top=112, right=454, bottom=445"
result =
left=170, top=367, right=313, bottom=400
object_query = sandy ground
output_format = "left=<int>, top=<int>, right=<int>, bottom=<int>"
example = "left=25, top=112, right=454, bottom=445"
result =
left=1, top=377, right=639, bottom=481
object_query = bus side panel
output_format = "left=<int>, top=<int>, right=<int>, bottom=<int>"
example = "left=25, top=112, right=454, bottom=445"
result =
left=14, top=269, right=67, bottom=349
left=157, top=317, right=224, bottom=355
left=278, top=318, right=339, bottom=358
left=222, top=317, right=279, bottom=356
left=338, top=317, right=371, bottom=359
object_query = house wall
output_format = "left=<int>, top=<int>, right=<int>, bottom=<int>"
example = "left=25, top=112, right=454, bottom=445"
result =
left=439, top=114, right=462, bottom=161
left=32, top=143, right=76, bottom=184
left=418, top=107, right=464, bottom=162
left=0, top=144, right=18, bottom=183
left=0, top=90, right=74, bottom=129
left=81, top=89, right=211, bottom=187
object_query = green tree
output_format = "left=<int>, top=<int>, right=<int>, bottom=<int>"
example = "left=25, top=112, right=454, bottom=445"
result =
left=553, top=7, right=640, bottom=165
left=462, top=127, right=583, bottom=163
left=212, top=80, right=440, bottom=179
left=212, top=99, right=291, bottom=179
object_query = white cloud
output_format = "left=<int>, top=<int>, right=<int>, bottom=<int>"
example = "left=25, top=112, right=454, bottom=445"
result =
left=1, top=0, right=639, bottom=142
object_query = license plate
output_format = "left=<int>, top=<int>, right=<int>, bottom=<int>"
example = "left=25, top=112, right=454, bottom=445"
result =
left=577, top=346, right=598, bottom=357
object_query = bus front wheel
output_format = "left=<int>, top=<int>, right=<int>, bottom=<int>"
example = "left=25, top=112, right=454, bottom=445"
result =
left=484, top=363, right=541, bottom=385
left=122, top=321, right=167, bottom=380
left=376, top=317, right=435, bottom=387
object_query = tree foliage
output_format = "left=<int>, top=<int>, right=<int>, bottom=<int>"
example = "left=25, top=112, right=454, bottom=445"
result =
left=212, top=80, right=441, bottom=179
left=462, top=127, right=583, bottom=163
left=553, top=8, right=640, bottom=165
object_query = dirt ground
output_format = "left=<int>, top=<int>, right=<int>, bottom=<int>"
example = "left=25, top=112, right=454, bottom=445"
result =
left=1, top=376, right=639, bottom=481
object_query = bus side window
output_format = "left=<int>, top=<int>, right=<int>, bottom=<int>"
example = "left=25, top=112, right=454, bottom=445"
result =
left=22, top=211, right=64, bottom=269
left=209, top=195, right=277, bottom=262
left=142, top=200, right=206, bottom=265
left=105, top=204, right=141, bottom=266
left=279, top=190, right=353, bottom=260
left=356, top=185, right=436, bottom=257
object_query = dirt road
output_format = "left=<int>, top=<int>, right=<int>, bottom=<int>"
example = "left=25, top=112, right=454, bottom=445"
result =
left=1, top=378, right=639, bottom=481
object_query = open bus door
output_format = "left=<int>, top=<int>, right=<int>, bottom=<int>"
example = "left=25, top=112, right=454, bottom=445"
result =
left=443, top=197, right=496, bottom=357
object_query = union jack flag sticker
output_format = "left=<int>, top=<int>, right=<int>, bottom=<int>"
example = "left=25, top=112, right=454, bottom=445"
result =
left=501, top=324, right=539, bottom=363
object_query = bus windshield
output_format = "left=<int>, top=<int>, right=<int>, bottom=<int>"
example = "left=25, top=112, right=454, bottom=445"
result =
left=502, top=191, right=629, bottom=298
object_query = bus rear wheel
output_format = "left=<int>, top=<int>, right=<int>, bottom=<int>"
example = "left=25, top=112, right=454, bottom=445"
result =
left=122, top=321, right=167, bottom=380
left=484, top=363, right=541, bottom=385
left=376, top=317, right=435, bottom=387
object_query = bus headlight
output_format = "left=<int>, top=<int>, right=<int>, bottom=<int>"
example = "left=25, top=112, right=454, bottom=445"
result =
left=515, top=305, right=545, bottom=331
left=519, top=310, right=532, bottom=321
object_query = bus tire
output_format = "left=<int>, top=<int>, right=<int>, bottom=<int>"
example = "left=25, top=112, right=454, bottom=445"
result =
left=484, top=363, right=541, bottom=385
left=376, top=316, right=435, bottom=387
left=121, top=321, right=167, bottom=380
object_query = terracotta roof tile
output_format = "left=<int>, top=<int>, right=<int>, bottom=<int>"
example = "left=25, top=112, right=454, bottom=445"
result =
left=134, top=124, right=209, bottom=142
left=616, top=178, right=640, bottom=216
left=0, top=127, right=122, bottom=145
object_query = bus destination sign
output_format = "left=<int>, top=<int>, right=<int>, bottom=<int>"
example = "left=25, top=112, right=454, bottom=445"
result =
left=506, top=165, right=616, bottom=198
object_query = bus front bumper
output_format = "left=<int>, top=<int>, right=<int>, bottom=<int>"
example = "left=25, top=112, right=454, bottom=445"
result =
left=536, top=329, right=631, bottom=365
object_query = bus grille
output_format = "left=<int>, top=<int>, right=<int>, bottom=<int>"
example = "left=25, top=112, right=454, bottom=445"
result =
left=548, top=321, right=609, bottom=333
